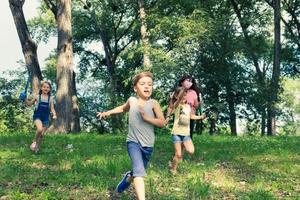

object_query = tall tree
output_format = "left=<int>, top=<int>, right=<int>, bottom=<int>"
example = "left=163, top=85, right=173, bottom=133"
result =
left=9, top=0, right=42, bottom=95
left=73, top=0, right=141, bottom=132
left=44, top=0, right=80, bottom=133
left=229, top=0, right=272, bottom=135
left=266, top=0, right=300, bottom=76
left=137, top=0, right=151, bottom=68
left=267, top=0, right=281, bottom=135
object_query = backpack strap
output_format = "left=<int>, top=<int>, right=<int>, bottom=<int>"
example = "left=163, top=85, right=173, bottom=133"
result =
left=34, top=94, right=41, bottom=111
left=48, top=95, right=51, bottom=107
left=37, top=94, right=51, bottom=106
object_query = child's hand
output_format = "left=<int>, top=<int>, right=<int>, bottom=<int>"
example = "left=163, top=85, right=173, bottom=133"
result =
left=165, top=116, right=170, bottom=124
left=97, top=111, right=110, bottom=119
left=52, top=114, right=57, bottom=120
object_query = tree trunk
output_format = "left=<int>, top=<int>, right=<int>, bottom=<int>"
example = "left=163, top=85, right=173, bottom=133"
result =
left=9, top=0, right=42, bottom=95
left=47, top=0, right=80, bottom=133
left=261, top=108, right=266, bottom=135
left=227, top=91, right=237, bottom=136
left=108, top=67, right=123, bottom=132
left=267, top=104, right=276, bottom=135
left=71, top=72, right=81, bottom=132
left=267, top=0, right=281, bottom=135
left=137, top=0, right=151, bottom=68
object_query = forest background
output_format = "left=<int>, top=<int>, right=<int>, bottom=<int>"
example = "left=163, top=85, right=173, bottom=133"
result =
left=0, top=0, right=299, bottom=136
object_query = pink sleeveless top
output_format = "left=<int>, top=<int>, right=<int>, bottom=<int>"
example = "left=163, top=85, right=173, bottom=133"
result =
left=185, top=89, right=197, bottom=114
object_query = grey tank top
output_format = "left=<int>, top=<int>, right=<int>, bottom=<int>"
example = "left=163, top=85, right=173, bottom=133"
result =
left=127, top=97, right=155, bottom=147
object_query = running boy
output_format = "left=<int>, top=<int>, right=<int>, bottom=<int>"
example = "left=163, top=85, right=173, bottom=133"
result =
left=97, top=72, right=165, bottom=200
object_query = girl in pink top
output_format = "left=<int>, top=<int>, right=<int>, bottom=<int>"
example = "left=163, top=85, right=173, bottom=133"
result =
left=167, top=76, right=202, bottom=139
left=177, top=75, right=202, bottom=139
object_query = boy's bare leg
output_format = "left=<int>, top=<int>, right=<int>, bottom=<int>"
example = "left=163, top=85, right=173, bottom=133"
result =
left=133, top=177, right=145, bottom=200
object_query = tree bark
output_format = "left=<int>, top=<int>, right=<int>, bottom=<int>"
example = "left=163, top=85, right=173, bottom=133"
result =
left=46, top=0, right=80, bottom=133
left=9, top=0, right=42, bottom=95
left=226, top=89, right=237, bottom=136
left=71, top=72, right=81, bottom=132
left=267, top=0, right=281, bottom=135
left=137, top=0, right=151, bottom=68
left=261, top=108, right=266, bottom=135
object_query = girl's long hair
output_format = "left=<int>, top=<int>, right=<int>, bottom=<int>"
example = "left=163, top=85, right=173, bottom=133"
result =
left=169, top=87, right=186, bottom=109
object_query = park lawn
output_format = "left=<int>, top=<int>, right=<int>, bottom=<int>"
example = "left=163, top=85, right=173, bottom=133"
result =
left=0, top=132, right=299, bottom=200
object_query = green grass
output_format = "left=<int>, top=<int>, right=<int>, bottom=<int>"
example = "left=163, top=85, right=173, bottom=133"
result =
left=0, top=133, right=299, bottom=199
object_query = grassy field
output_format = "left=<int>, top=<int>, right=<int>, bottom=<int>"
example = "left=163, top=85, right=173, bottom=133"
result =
left=0, top=132, right=299, bottom=200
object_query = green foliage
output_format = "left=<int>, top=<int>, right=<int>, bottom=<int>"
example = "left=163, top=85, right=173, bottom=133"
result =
left=278, top=78, right=300, bottom=135
left=0, top=71, right=34, bottom=133
left=27, top=4, right=56, bottom=44
left=0, top=133, right=299, bottom=199
left=22, top=0, right=300, bottom=135
left=42, top=54, right=57, bottom=85
left=185, top=177, right=210, bottom=199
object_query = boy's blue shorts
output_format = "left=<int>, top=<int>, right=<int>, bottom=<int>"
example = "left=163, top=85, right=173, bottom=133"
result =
left=127, top=141, right=153, bottom=177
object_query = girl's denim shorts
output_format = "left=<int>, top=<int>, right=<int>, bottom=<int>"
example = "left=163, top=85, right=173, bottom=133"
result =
left=172, top=134, right=191, bottom=143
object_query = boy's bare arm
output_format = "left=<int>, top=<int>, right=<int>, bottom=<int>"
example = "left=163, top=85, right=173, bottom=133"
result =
left=97, top=99, right=130, bottom=119
left=140, top=100, right=166, bottom=127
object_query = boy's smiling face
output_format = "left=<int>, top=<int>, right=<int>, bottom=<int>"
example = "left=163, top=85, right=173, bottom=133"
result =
left=134, top=76, right=153, bottom=100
